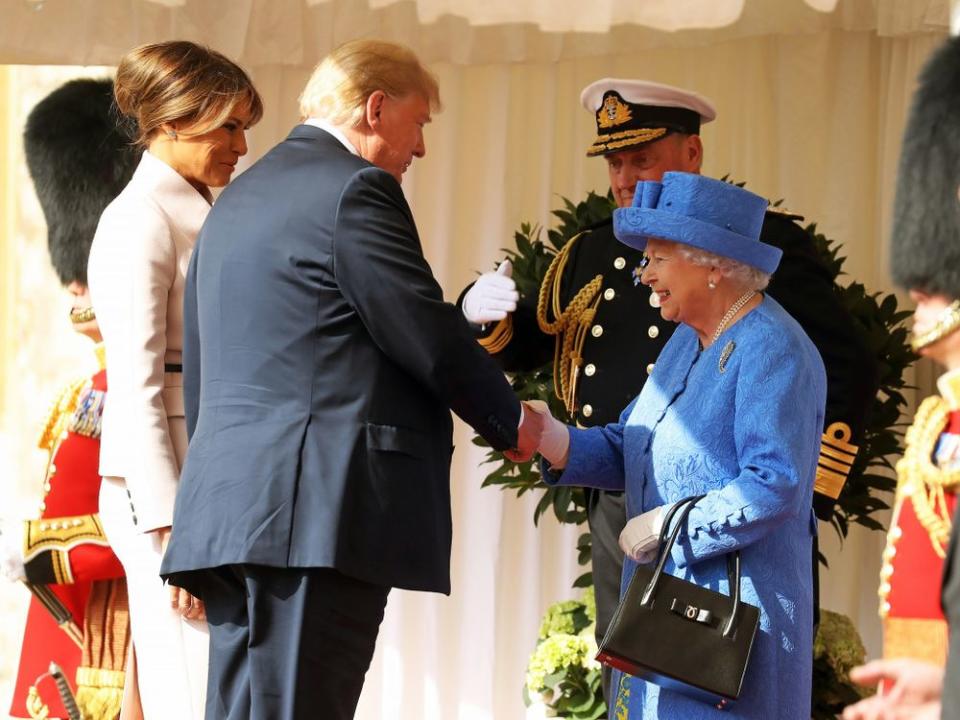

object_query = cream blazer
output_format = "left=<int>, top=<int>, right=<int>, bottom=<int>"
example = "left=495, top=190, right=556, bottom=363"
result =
left=88, top=151, right=211, bottom=533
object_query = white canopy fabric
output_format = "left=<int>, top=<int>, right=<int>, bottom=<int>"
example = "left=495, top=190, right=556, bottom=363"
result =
left=2, top=0, right=949, bottom=66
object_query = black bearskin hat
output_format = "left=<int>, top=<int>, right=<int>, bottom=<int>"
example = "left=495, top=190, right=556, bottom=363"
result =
left=23, top=78, right=140, bottom=286
left=891, top=36, right=960, bottom=297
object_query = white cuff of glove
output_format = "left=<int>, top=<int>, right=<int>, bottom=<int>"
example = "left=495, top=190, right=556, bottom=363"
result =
left=0, top=522, right=26, bottom=582
left=524, top=400, right=570, bottom=468
left=619, top=504, right=674, bottom=563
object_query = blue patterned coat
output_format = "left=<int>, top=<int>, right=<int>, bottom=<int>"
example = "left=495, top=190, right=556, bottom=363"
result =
left=543, top=296, right=825, bottom=719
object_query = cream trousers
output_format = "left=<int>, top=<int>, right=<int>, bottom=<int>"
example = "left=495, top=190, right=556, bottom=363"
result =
left=99, top=476, right=208, bottom=719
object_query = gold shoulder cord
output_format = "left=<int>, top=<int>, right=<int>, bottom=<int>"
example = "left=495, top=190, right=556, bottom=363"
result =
left=37, top=377, right=88, bottom=452
left=536, top=231, right=603, bottom=415
left=896, top=396, right=960, bottom=557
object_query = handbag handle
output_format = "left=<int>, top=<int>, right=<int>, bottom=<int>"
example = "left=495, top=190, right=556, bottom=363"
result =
left=638, top=494, right=743, bottom=639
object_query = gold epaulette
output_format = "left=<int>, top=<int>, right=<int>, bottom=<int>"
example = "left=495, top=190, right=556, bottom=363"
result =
left=894, top=396, right=960, bottom=558
left=815, top=422, right=859, bottom=500
left=478, top=315, right=514, bottom=354
left=24, top=514, right=111, bottom=581
left=38, top=376, right=89, bottom=451
left=536, top=231, right=603, bottom=415
left=766, top=206, right=805, bottom=222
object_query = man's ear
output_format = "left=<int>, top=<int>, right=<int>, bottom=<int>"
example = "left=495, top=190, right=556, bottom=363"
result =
left=684, top=134, right=704, bottom=173
left=365, top=90, right=387, bottom=131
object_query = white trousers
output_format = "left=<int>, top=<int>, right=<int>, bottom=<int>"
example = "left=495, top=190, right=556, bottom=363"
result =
left=100, top=476, right=208, bottom=719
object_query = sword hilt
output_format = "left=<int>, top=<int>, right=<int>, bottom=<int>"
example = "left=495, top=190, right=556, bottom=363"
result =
left=48, top=662, right=81, bottom=720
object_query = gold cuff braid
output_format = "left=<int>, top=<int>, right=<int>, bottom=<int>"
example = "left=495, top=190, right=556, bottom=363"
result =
left=478, top=315, right=514, bottom=354
left=24, top=514, right=110, bottom=561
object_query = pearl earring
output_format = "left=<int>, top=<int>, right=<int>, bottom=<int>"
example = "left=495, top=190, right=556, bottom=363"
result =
left=708, top=280, right=717, bottom=290
left=166, top=129, right=177, bottom=139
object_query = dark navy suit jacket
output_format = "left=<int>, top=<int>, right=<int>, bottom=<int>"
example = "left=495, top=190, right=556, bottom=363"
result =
left=161, top=126, right=520, bottom=594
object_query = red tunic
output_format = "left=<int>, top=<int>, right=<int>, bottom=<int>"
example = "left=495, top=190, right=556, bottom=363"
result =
left=881, top=403, right=959, bottom=665
left=10, top=364, right=124, bottom=719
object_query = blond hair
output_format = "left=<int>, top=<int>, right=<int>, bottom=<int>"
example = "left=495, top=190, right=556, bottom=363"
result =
left=299, top=39, right=440, bottom=127
left=114, top=40, right=263, bottom=147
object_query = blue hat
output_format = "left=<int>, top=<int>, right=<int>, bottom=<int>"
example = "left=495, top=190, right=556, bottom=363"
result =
left=613, top=172, right=782, bottom=275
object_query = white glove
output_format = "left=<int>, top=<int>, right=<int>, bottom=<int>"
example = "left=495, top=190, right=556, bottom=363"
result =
left=462, top=260, right=519, bottom=324
left=619, top=505, right=672, bottom=563
left=0, top=521, right=26, bottom=582
left=524, top=400, right=570, bottom=468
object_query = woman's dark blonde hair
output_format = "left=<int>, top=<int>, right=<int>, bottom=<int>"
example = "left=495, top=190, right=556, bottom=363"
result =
left=114, top=40, right=263, bottom=146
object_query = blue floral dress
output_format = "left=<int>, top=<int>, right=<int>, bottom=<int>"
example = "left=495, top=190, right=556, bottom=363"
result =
left=544, top=296, right=825, bottom=719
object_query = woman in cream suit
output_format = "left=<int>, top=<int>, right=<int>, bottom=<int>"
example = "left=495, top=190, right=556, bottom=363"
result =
left=87, top=41, right=261, bottom=718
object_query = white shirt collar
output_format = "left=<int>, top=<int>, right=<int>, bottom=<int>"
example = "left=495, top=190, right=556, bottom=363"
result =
left=303, top=118, right=360, bottom=156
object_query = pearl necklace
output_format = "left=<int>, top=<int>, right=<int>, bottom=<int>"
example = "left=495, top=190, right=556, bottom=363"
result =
left=711, top=290, right=757, bottom=345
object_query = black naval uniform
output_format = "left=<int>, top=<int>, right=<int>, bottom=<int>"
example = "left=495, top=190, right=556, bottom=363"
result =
left=464, top=209, right=879, bottom=707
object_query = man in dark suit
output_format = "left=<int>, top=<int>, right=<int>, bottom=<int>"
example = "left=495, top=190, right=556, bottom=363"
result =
left=461, top=79, right=879, bottom=709
left=160, top=39, right=541, bottom=720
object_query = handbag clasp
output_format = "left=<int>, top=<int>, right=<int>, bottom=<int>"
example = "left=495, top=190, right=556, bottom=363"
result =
left=670, top=598, right=713, bottom=625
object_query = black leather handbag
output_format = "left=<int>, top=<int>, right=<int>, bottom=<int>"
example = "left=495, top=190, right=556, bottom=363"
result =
left=596, top=495, right=760, bottom=710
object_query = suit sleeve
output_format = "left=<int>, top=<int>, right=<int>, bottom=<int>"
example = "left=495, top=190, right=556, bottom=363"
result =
left=333, top=167, right=520, bottom=450
left=764, top=216, right=880, bottom=519
left=90, top=204, right=181, bottom=532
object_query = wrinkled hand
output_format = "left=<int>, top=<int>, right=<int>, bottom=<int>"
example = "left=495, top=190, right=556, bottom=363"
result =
left=619, top=505, right=670, bottom=563
left=842, top=659, right=943, bottom=720
left=504, top=401, right=545, bottom=463
left=0, top=520, right=25, bottom=582
left=524, top=400, right=570, bottom=468
left=462, top=260, right=518, bottom=325
left=156, top=526, right=205, bottom=621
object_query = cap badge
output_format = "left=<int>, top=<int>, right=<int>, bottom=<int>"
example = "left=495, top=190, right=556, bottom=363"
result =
left=599, top=94, right=633, bottom=129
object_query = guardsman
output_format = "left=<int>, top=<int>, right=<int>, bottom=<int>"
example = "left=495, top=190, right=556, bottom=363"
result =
left=843, top=34, right=960, bottom=720
left=876, top=31, right=960, bottom=672
left=461, top=79, right=879, bottom=708
left=0, top=78, right=139, bottom=719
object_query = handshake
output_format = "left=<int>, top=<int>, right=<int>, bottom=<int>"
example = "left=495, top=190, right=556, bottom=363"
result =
left=462, top=261, right=571, bottom=467
left=503, top=401, right=668, bottom=567
left=503, top=400, right=570, bottom=467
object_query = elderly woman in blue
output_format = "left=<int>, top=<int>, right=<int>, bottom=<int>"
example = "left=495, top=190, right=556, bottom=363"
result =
left=532, top=172, right=826, bottom=719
